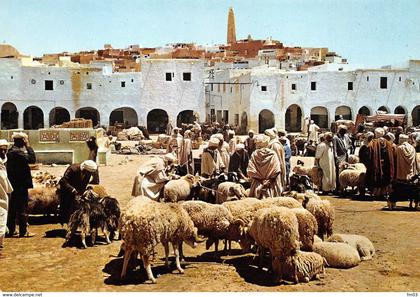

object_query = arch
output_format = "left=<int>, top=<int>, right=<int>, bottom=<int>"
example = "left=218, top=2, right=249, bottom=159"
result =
left=49, top=107, right=70, bottom=127
left=147, top=109, right=168, bottom=133
left=285, top=104, right=302, bottom=132
left=412, top=105, right=420, bottom=126
left=75, top=107, right=100, bottom=126
left=177, top=110, right=195, bottom=127
left=1, top=102, right=18, bottom=129
left=23, top=106, right=44, bottom=129
left=358, top=106, right=371, bottom=116
left=310, top=106, right=328, bottom=128
left=109, top=107, right=138, bottom=127
left=377, top=106, right=389, bottom=113
left=258, top=109, right=275, bottom=133
left=394, top=105, right=406, bottom=114
left=335, top=105, right=352, bottom=121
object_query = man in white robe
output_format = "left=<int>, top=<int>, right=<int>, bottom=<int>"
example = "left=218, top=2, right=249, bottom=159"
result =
left=308, top=120, right=320, bottom=143
left=201, top=137, right=224, bottom=177
left=315, top=132, right=336, bottom=193
left=0, top=139, right=13, bottom=249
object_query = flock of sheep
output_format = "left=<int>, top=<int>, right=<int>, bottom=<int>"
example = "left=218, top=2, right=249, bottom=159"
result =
left=119, top=191, right=375, bottom=284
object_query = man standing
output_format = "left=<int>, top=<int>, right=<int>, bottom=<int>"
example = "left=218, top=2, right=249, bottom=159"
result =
left=6, top=132, right=36, bottom=237
left=247, top=135, right=283, bottom=198
left=0, top=139, right=13, bottom=248
left=201, top=138, right=224, bottom=178
left=395, top=134, right=417, bottom=181
left=228, top=143, right=249, bottom=178
left=308, top=120, right=320, bottom=143
left=58, top=160, right=98, bottom=224
left=279, top=136, right=292, bottom=187
left=315, top=132, right=336, bottom=194
left=244, top=130, right=256, bottom=156
left=178, top=130, right=193, bottom=175
left=265, top=128, right=287, bottom=189
left=333, top=125, right=352, bottom=190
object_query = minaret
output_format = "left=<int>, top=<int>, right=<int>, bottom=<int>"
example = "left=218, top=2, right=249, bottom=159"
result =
left=227, top=7, right=236, bottom=44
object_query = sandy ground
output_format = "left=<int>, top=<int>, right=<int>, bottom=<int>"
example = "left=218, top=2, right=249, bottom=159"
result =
left=0, top=151, right=419, bottom=292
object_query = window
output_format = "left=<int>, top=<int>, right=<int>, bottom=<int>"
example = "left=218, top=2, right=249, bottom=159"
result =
left=86, top=83, right=92, bottom=89
left=121, top=81, right=126, bottom=88
left=165, top=72, right=172, bottom=81
left=261, top=86, right=267, bottom=92
left=234, top=114, right=239, bottom=126
left=31, top=79, right=36, bottom=84
left=223, top=82, right=226, bottom=93
left=210, top=83, right=213, bottom=91
left=399, top=77, right=401, bottom=82
left=45, top=80, right=54, bottom=90
left=131, top=78, right=134, bottom=83
left=291, top=83, right=296, bottom=91
left=367, top=76, right=369, bottom=82
left=311, top=81, right=316, bottom=91
left=183, top=72, right=191, bottom=81
left=10, top=76, right=13, bottom=79
left=348, top=82, right=353, bottom=90
left=380, top=77, right=387, bottom=89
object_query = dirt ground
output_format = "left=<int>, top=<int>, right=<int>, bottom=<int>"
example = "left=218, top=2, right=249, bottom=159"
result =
left=0, top=151, right=419, bottom=292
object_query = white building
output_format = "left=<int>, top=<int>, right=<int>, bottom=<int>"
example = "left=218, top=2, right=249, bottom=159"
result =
left=207, top=60, right=420, bottom=133
left=0, top=55, right=205, bottom=132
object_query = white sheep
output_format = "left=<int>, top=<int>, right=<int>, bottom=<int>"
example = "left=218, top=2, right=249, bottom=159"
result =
left=327, top=233, right=375, bottom=260
left=180, top=200, right=244, bottom=256
left=338, top=165, right=366, bottom=196
left=248, top=206, right=300, bottom=284
left=119, top=197, right=204, bottom=283
left=259, top=197, right=304, bottom=209
left=303, top=194, right=335, bottom=240
left=313, top=241, right=361, bottom=269
left=283, top=250, right=326, bottom=283
left=163, top=174, right=200, bottom=202
left=215, top=182, right=247, bottom=204
left=28, top=186, right=59, bottom=215
left=292, top=165, right=322, bottom=191
left=348, top=155, right=360, bottom=164
left=289, top=208, right=318, bottom=251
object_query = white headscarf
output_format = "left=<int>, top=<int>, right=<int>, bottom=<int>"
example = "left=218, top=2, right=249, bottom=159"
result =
left=80, top=160, right=98, bottom=172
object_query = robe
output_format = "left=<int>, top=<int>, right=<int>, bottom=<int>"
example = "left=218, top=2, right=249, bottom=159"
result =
left=228, top=150, right=249, bottom=178
left=201, top=148, right=223, bottom=177
left=0, top=158, right=13, bottom=245
left=178, top=138, right=193, bottom=175
left=131, top=157, right=169, bottom=200
left=267, top=139, right=287, bottom=188
left=315, top=141, right=336, bottom=192
left=247, top=148, right=283, bottom=199
left=308, top=123, right=320, bottom=142
left=244, top=137, right=256, bottom=156
left=395, top=142, right=416, bottom=181
left=228, top=138, right=237, bottom=155
left=218, top=142, right=230, bottom=172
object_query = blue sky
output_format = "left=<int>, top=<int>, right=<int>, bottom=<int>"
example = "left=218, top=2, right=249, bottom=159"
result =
left=1, top=0, right=419, bottom=67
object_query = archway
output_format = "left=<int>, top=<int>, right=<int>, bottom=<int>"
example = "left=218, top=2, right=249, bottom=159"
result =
left=24, top=106, right=44, bottom=129
left=147, top=109, right=168, bottom=133
left=335, top=106, right=352, bottom=121
left=75, top=107, right=100, bottom=126
left=109, top=107, right=138, bottom=127
left=358, top=106, right=371, bottom=116
left=49, top=107, right=70, bottom=127
left=310, top=106, right=328, bottom=128
left=394, top=106, right=406, bottom=114
left=412, top=106, right=420, bottom=126
left=285, top=104, right=302, bottom=132
left=258, top=109, right=275, bottom=133
left=177, top=110, right=195, bottom=127
left=1, top=102, right=18, bottom=129
left=377, top=106, right=389, bottom=113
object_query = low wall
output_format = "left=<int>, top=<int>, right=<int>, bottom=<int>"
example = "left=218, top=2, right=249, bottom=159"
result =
left=0, top=128, right=104, bottom=164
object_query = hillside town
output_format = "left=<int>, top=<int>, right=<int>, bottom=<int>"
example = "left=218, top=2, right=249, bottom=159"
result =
left=0, top=6, right=419, bottom=294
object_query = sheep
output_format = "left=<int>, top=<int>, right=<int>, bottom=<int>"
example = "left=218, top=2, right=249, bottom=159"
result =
left=292, top=165, right=322, bottom=192
left=119, top=197, right=204, bottom=283
left=163, top=174, right=201, bottom=202
left=338, top=162, right=367, bottom=196
left=289, top=208, right=318, bottom=251
left=259, top=197, right=303, bottom=209
left=348, top=155, right=360, bottom=164
left=180, top=200, right=244, bottom=257
left=327, top=233, right=375, bottom=261
left=215, top=182, right=247, bottom=204
left=87, top=184, right=109, bottom=199
left=28, top=186, right=59, bottom=215
left=313, top=241, right=361, bottom=269
left=314, top=235, right=323, bottom=244
left=283, top=250, right=326, bottom=283
left=247, top=206, right=300, bottom=284
left=303, top=194, right=335, bottom=240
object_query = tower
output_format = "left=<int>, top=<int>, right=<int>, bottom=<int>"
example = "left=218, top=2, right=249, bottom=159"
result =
left=227, top=7, right=236, bottom=44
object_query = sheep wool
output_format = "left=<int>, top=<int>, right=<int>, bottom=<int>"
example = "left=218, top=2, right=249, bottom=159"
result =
left=289, top=208, right=318, bottom=251
left=283, top=250, right=326, bottom=283
left=313, top=241, right=361, bottom=269
left=304, top=197, right=335, bottom=240
left=249, top=206, right=300, bottom=283
left=28, top=186, right=59, bottom=215
left=163, top=174, right=199, bottom=202
left=216, top=182, right=247, bottom=204
left=327, top=233, right=375, bottom=261
left=259, top=197, right=303, bottom=209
